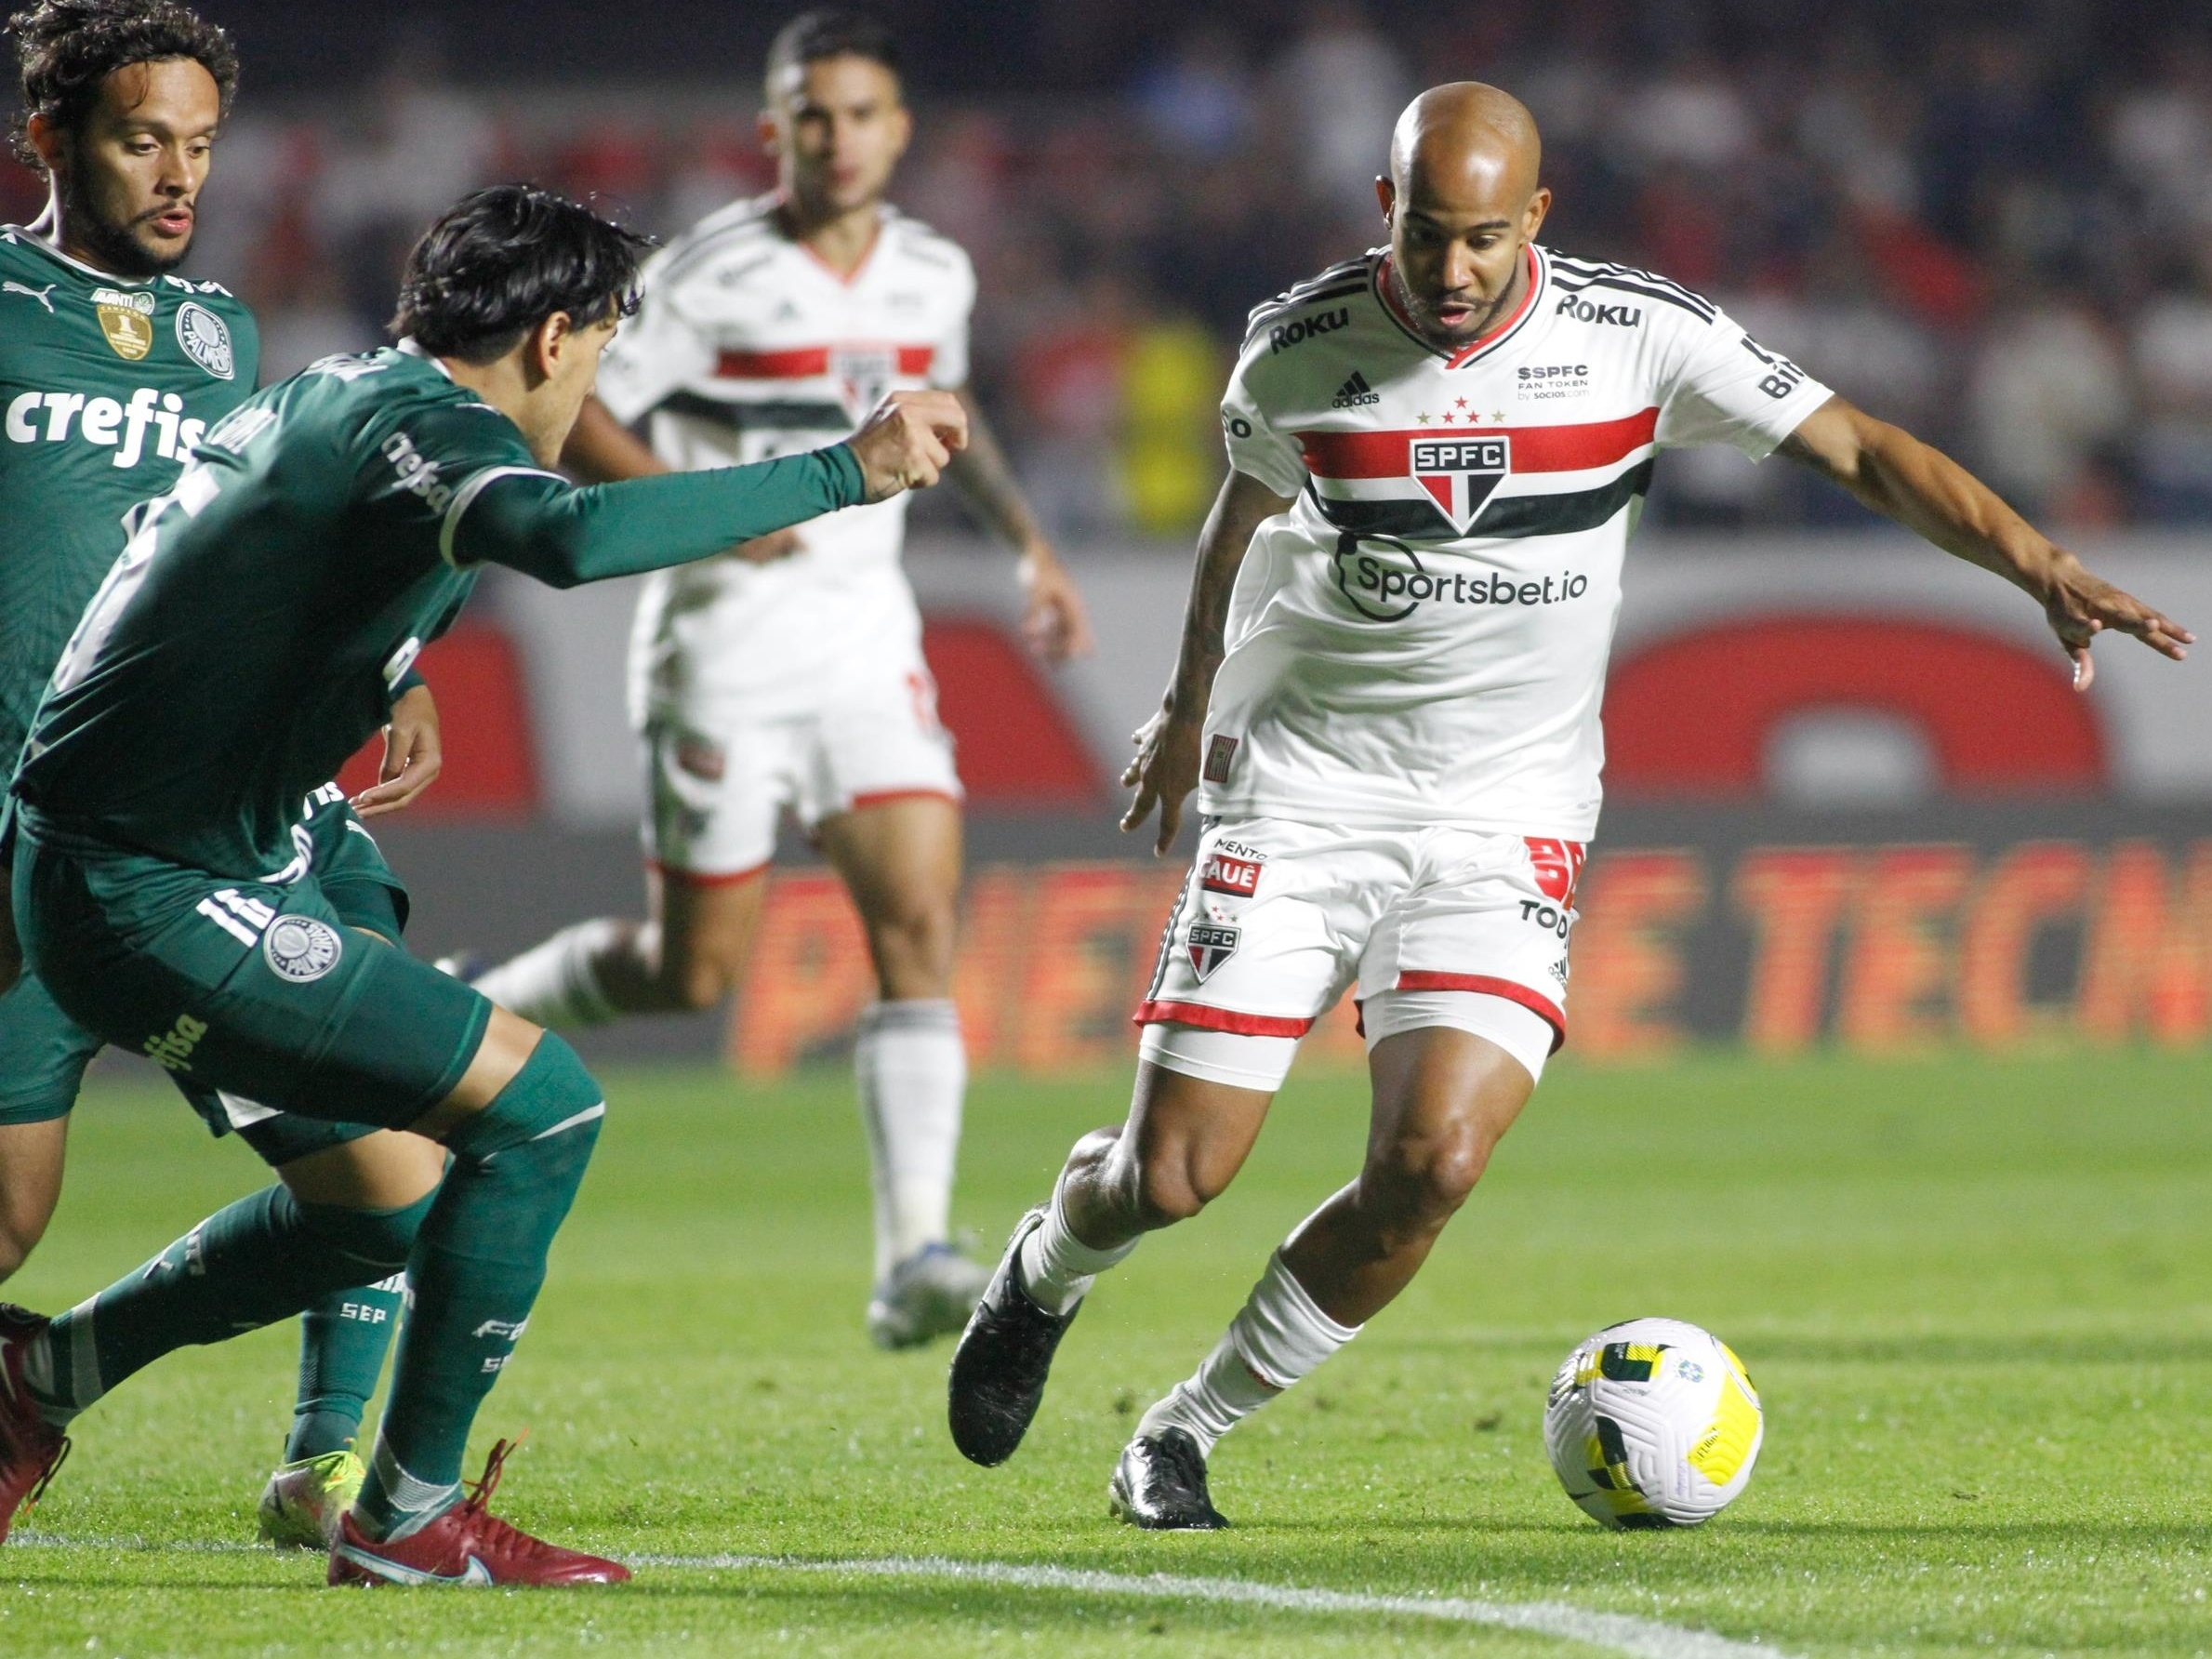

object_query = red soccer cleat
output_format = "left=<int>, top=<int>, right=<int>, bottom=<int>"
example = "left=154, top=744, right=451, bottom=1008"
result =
left=326, top=1438, right=629, bottom=1587
left=0, top=1304, right=71, bottom=1546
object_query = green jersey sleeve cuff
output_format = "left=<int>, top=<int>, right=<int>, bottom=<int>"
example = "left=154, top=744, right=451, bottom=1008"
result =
left=822, top=441, right=867, bottom=510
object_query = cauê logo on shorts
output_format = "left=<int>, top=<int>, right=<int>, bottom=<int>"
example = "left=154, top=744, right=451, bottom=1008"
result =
left=1331, top=532, right=1590, bottom=622
left=264, top=915, right=344, bottom=983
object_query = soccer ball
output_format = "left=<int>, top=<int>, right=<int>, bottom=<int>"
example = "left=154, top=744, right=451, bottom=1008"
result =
left=1542, top=1317, right=1762, bottom=1529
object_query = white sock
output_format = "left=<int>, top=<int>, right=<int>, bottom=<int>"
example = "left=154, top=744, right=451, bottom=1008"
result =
left=854, top=1000, right=966, bottom=1281
left=470, top=919, right=621, bottom=1028
left=1016, top=1174, right=1138, bottom=1315
left=1137, top=1250, right=1359, bottom=1456
left=20, top=1297, right=99, bottom=1427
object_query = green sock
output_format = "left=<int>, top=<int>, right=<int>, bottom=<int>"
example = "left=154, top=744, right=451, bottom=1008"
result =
left=352, top=1035, right=604, bottom=1540
left=285, top=1272, right=407, bottom=1462
left=25, top=1187, right=425, bottom=1427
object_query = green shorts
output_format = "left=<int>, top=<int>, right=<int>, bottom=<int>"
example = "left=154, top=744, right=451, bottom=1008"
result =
left=7, top=804, right=462, bottom=1161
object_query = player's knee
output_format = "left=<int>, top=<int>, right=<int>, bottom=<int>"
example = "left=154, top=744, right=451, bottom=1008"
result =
left=1370, top=1128, right=1491, bottom=1228
left=298, top=1185, right=438, bottom=1275
left=1131, top=1142, right=1228, bottom=1227
left=0, top=1221, right=37, bottom=1282
left=867, top=896, right=958, bottom=992
left=652, top=925, right=744, bottom=1011
left=444, top=1031, right=607, bottom=1161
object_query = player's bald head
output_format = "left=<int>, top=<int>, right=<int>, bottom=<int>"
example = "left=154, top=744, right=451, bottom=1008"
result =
left=1387, top=83, right=1542, bottom=210
left=1375, top=84, right=1551, bottom=351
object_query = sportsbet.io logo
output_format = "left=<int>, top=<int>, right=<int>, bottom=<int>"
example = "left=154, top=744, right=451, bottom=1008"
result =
left=1332, top=533, right=1591, bottom=623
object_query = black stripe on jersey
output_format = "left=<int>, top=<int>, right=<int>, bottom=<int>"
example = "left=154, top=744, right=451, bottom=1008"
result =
left=1245, top=257, right=1372, bottom=323
left=1550, top=272, right=1715, bottom=323
left=1548, top=257, right=1715, bottom=320
left=1310, top=459, right=1653, bottom=541
left=1243, top=279, right=1370, bottom=342
left=656, top=214, right=779, bottom=289
left=656, top=392, right=852, bottom=433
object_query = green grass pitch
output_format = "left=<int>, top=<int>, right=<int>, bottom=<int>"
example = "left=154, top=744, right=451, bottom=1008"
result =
left=2, top=1050, right=2208, bottom=1656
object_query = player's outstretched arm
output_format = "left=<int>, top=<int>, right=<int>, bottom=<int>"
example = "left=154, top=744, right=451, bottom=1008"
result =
left=945, top=387, right=1094, bottom=662
left=458, top=392, right=968, bottom=589
left=1121, top=468, right=1295, bottom=855
left=1779, top=396, right=2192, bottom=689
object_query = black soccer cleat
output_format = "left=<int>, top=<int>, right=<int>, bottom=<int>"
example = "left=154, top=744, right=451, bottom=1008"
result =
left=1108, top=1428, right=1229, bottom=1531
left=947, top=1207, right=1080, bottom=1467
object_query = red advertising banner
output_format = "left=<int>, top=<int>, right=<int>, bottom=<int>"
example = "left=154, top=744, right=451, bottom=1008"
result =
left=723, top=831, right=2212, bottom=1076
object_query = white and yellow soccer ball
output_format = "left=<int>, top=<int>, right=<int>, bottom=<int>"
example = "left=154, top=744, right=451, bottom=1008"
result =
left=1542, top=1317, right=1762, bottom=1529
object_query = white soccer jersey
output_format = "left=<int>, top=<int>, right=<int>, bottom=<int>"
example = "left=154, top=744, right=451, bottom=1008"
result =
left=593, top=194, right=975, bottom=724
left=1208, top=243, right=1833, bottom=839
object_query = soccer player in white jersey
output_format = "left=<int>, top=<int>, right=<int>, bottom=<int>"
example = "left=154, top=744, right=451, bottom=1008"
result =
left=947, top=83, right=2191, bottom=1526
left=467, top=10, right=1092, bottom=1348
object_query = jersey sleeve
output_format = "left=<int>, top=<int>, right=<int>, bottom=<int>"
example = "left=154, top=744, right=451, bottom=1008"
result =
left=928, top=244, right=976, bottom=391
left=1219, top=337, right=1307, bottom=498
left=447, top=443, right=866, bottom=587
left=1652, top=306, right=1835, bottom=459
left=591, top=252, right=711, bottom=427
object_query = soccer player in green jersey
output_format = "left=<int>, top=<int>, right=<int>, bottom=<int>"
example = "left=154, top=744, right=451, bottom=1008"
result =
left=0, top=0, right=448, bottom=1547
left=0, top=181, right=966, bottom=1586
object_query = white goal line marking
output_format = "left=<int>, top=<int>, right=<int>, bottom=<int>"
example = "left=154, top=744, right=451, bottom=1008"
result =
left=17, top=1533, right=1795, bottom=1657
left=630, top=1552, right=1800, bottom=1659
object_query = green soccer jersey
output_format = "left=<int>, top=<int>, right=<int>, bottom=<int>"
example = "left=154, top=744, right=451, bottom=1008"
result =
left=15, top=343, right=863, bottom=879
left=0, top=226, right=258, bottom=765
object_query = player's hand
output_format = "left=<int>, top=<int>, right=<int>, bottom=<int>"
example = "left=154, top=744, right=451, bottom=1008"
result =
left=2043, top=551, right=2192, bottom=691
left=848, top=390, right=969, bottom=503
left=1120, top=702, right=1204, bottom=856
left=1019, top=544, right=1094, bottom=663
left=733, top=527, right=804, bottom=564
left=352, top=682, right=444, bottom=819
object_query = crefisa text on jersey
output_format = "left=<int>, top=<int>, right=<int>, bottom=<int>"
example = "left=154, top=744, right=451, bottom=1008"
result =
left=3, top=386, right=207, bottom=469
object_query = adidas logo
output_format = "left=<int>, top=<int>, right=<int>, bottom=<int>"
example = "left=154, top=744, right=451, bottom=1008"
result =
left=1331, top=370, right=1381, bottom=409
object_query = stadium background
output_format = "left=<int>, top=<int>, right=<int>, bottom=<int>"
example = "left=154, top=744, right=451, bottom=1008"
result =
left=8, top=0, right=2209, bottom=1072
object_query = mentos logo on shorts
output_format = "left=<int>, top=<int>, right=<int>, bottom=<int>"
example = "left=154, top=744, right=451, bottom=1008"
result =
left=1332, top=534, right=1590, bottom=623
left=1201, top=851, right=1262, bottom=898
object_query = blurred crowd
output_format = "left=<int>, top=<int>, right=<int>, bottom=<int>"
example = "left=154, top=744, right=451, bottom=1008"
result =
left=7, top=0, right=2212, bottom=537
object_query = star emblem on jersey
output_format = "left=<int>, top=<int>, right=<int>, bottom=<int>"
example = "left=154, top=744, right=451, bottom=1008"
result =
left=91, top=285, right=155, bottom=361
left=1410, top=433, right=1511, bottom=532
left=263, top=916, right=343, bottom=983
left=1185, top=922, right=1240, bottom=982
left=175, top=301, right=235, bottom=379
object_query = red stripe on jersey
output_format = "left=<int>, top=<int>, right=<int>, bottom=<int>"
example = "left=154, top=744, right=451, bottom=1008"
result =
left=1296, top=407, right=1659, bottom=479
left=714, top=344, right=937, bottom=379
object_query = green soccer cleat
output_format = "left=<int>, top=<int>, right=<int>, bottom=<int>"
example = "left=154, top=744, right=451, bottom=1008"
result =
left=258, top=1447, right=366, bottom=1550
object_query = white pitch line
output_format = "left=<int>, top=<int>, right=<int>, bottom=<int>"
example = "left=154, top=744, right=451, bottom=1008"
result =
left=629, top=1553, right=1798, bottom=1659
left=16, top=1533, right=1795, bottom=1658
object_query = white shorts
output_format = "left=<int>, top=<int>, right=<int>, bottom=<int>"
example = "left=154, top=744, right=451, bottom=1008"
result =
left=640, top=657, right=961, bottom=882
left=1134, top=816, right=1585, bottom=1089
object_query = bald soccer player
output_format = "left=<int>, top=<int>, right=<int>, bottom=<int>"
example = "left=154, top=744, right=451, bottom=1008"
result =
left=945, top=84, right=2190, bottom=1528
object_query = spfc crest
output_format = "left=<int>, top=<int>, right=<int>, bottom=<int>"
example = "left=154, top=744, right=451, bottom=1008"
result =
left=831, top=343, right=896, bottom=423
left=92, top=285, right=156, bottom=361
left=1410, top=434, right=1509, bottom=532
left=1185, top=922, right=1240, bottom=982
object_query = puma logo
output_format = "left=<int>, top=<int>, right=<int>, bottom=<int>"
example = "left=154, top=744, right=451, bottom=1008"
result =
left=3, top=281, right=56, bottom=312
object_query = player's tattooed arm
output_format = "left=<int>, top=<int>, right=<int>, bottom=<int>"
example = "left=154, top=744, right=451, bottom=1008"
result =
left=1121, top=469, right=1296, bottom=854
left=1779, top=395, right=2192, bottom=690
left=945, top=388, right=1094, bottom=662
